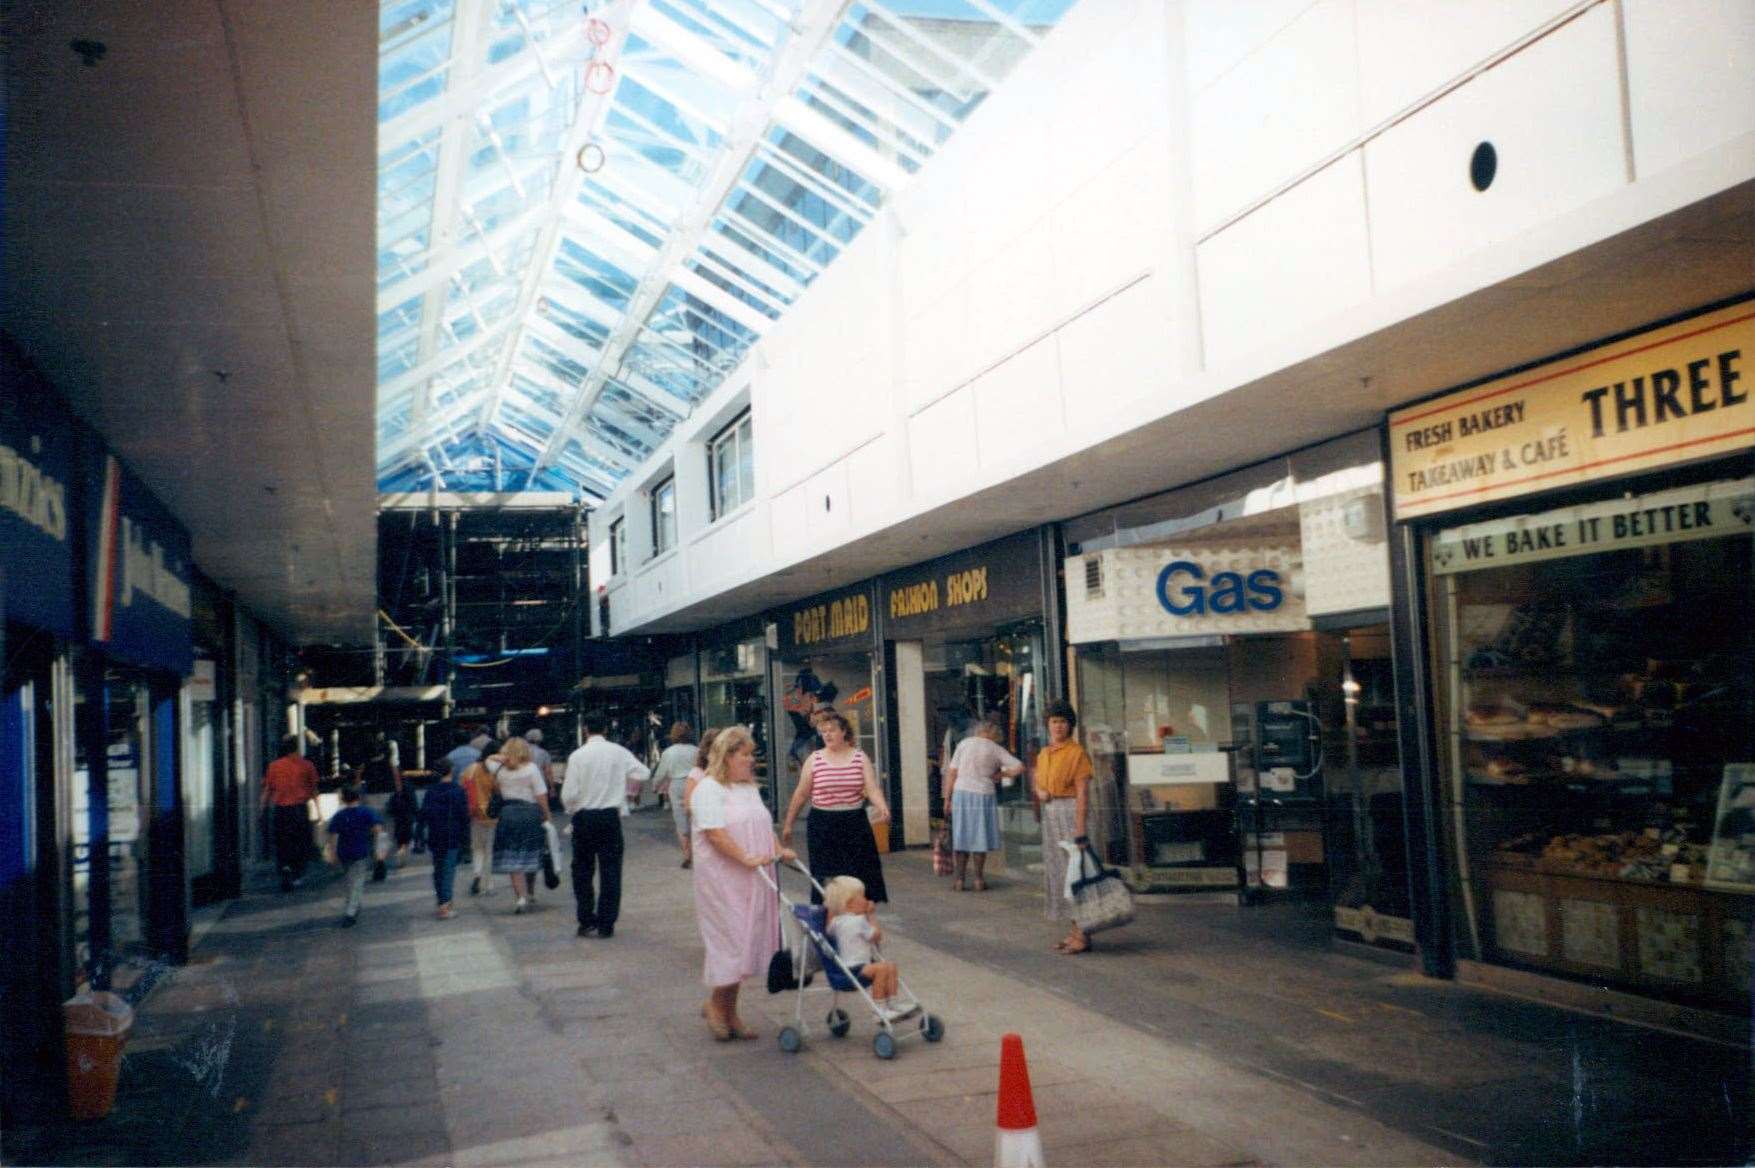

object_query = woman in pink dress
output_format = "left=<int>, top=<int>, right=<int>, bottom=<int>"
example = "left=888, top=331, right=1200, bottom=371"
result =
left=691, top=726, right=795, bottom=1040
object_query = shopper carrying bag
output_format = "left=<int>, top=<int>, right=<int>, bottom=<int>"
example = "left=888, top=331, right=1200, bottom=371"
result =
left=1059, top=838, right=1135, bottom=936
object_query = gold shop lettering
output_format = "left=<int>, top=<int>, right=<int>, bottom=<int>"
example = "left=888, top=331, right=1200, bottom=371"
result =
left=793, top=594, right=869, bottom=646
left=945, top=566, right=988, bottom=607
left=890, top=565, right=989, bottom=619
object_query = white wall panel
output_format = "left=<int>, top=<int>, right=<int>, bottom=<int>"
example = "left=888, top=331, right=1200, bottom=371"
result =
left=632, top=552, right=686, bottom=616
left=1185, top=0, right=1319, bottom=94
left=971, top=337, right=1063, bottom=467
left=1625, top=0, right=1755, bottom=179
left=1365, top=3, right=1627, bottom=294
left=959, top=108, right=1055, bottom=268
left=1355, top=0, right=1580, bottom=127
left=893, top=178, right=962, bottom=310
left=907, top=388, right=978, bottom=500
left=903, top=278, right=971, bottom=413
left=1049, top=139, right=1168, bottom=323
left=1196, top=154, right=1372, bottom=369
left=769, top=481, right=811, bottom=565
left=803, top=458, right=851, bottom=546
left=847, top=434, right=901, bottom=530
left=690, top=509, right=761, bottom=592
left=1192, top=0, right=1362, bottom=232
left=967, top=221, right=1059, bottom=373
left=1056, top=275, right=1174, bottom=439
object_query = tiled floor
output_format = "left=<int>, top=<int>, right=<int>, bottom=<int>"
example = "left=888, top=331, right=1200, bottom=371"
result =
left=7, top=812, right=1748, bottom=1167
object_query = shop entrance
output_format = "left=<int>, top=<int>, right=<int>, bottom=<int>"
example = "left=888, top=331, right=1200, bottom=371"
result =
left=772, top=649, right=877, bottom=821
left=72, top=664, right=155, bottom=986
left=891, top=620, right=1047, bottom=868
left=1077, top=625, right=1411, bottom=946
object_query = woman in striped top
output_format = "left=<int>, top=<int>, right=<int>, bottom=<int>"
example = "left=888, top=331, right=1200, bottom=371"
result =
left=781, top=712, right=891, bottom=904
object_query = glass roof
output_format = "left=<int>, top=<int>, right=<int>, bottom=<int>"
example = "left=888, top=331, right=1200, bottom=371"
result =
left=376, top=0, right=1080, bottom=499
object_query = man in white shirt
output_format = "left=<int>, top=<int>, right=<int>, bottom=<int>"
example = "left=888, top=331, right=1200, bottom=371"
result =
left=561, top=715, right=649, bottom=939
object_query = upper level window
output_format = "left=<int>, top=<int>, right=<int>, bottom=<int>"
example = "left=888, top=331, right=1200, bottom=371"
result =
left=651, top=476, right=676, bottom=556
left=609, top=517, right=626, bottom=576
left=709, top=410, right=754, bottom=521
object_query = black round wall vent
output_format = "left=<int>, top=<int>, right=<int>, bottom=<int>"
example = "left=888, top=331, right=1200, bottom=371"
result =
left=1470, top=141, right=1497, bottom=192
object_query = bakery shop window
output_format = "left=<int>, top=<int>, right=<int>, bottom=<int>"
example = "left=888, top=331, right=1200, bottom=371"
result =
left=1429, top=475, right=1754, bottom=1008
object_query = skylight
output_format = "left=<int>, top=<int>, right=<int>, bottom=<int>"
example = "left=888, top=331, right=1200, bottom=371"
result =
left=376, top=0, right=1078, bottom=499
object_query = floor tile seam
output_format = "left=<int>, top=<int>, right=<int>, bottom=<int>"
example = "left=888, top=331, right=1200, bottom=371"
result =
left=858, top=929, right=1462, bottom=1166
left=741, top=1011, right=981, bottom=1167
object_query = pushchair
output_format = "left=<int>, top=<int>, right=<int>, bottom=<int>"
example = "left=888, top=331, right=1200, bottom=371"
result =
left=761, top=860, right=945, bottom=1059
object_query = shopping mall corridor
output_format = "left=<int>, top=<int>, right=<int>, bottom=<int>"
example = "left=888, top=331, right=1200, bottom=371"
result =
left=7, top=812, right=1747, bottom=1168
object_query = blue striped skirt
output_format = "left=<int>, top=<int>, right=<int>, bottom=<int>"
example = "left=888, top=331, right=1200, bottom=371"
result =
left=491, top=801, right=545, bottom=873
left=950, top=789, right=1000, bottom=853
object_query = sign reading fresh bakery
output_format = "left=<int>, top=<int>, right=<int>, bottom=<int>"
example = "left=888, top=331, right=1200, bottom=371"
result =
left=1389, top=301, right=1755, bottom=519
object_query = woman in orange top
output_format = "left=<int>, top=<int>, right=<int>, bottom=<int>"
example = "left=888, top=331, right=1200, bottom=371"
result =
left=1034, top=700, right=1095, bottom=954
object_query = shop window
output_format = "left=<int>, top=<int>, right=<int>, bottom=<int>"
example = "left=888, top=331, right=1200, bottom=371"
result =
left=1428, top=474, right=1753, bottom=1008
left=708, top=410, right=754, bottom=521
left=650, top=477, right=676, bottom=557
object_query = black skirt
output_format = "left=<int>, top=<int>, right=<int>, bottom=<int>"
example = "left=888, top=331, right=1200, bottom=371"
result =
left=805, top=806, right=887, bottom=904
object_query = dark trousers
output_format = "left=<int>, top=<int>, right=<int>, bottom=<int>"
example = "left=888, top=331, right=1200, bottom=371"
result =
left=431, top=847, right=459, bottom=906
left=570, top=808, right=623, bottom=931
left=272, top=804, right=309, bottom=889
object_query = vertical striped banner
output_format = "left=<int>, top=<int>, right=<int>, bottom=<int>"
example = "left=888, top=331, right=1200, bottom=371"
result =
left=91, top=454, right=121, bottom=642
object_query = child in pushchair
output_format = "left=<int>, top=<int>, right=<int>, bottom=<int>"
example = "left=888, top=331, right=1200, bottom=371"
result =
left=764, top=860, right=944, bottom=1058
left=823, top=876, right=903, bottom=1017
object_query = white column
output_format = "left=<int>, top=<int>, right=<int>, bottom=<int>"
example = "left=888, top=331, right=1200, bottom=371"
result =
left=892, top=641, right=929, bottom=846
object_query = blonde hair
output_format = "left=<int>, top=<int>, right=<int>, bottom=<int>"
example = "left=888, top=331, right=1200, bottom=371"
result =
left=706, top=725, right=756, bottom=782
left=823, top=875, right=865, bottom=915
left=501, top=737, right=532, bottom=767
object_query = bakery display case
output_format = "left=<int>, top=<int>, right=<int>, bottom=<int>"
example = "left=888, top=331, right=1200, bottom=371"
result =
left=1430, top=478, right=1755, bottom=1009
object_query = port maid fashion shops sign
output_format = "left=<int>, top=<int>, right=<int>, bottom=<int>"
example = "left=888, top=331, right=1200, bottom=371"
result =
left=1390, top=301, right=1755, bottom=519
left=83, top=452, right=193, bottom=676
left=1064, top=544, right=1308, bottom=644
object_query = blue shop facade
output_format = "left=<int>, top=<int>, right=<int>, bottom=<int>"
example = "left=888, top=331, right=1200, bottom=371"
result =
left=1, top=342, right=296, bottom=1122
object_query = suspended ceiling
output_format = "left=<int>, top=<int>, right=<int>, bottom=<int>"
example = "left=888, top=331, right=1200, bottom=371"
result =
left=2, top=0, right=379, bottom=643
left=374, top=0, right=1079, bottom=499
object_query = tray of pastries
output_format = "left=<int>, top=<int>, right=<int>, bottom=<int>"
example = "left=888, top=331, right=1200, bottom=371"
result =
left=1492, top=828, right=1708, bottom=883
left=1463, top=700, right=1609, bottom=742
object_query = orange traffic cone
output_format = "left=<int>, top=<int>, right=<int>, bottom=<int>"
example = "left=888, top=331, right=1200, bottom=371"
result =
left=995, top=1032, right=1044, bottom=1167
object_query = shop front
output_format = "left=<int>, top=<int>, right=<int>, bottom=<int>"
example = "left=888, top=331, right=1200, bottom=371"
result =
left=698, top=619, right=770, bottom=801
left=881, top=529, right=1058, bottom=863
left=73, top=446, right=196, bottom=980
left=664, top=646, right=698, bottom=733
left=1, top=370, right=80, bottom=1120
left=1389, top=298, right=1755, bottom=1019
left=1063, top=431, right=1415, bottom=950
left=767, top=584, right=878, bottom=821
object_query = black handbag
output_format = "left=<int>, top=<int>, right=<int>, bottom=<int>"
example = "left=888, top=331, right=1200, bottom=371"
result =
left=486, top=790, right=506, bottom=819
left=766, top=948, right=798, bottom=994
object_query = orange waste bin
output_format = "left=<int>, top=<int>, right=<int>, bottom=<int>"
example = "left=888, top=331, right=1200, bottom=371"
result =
left=63, top=991, right=133, bottom=1120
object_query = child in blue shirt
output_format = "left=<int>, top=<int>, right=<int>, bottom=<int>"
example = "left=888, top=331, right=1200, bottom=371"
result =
left=327, top=785, right=383, bottom=927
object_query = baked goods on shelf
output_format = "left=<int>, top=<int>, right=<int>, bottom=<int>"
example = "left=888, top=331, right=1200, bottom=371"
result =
left=1526, top=704, right=1605, bottom=730
left=1471, top=758, right=1530, bottom=785
left=1491, top=828, right=1709, bottom=883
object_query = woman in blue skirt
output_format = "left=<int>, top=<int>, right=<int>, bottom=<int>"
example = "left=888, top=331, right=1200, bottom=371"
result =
left=941, top=715, right=1024, bottom=891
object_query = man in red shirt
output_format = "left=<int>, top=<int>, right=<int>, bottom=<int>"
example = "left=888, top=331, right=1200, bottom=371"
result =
left=261, top=735, right=319, bottom=891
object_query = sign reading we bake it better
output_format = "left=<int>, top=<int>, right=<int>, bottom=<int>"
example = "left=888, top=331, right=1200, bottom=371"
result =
left=1389, top=301, right=1755, bottom=519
